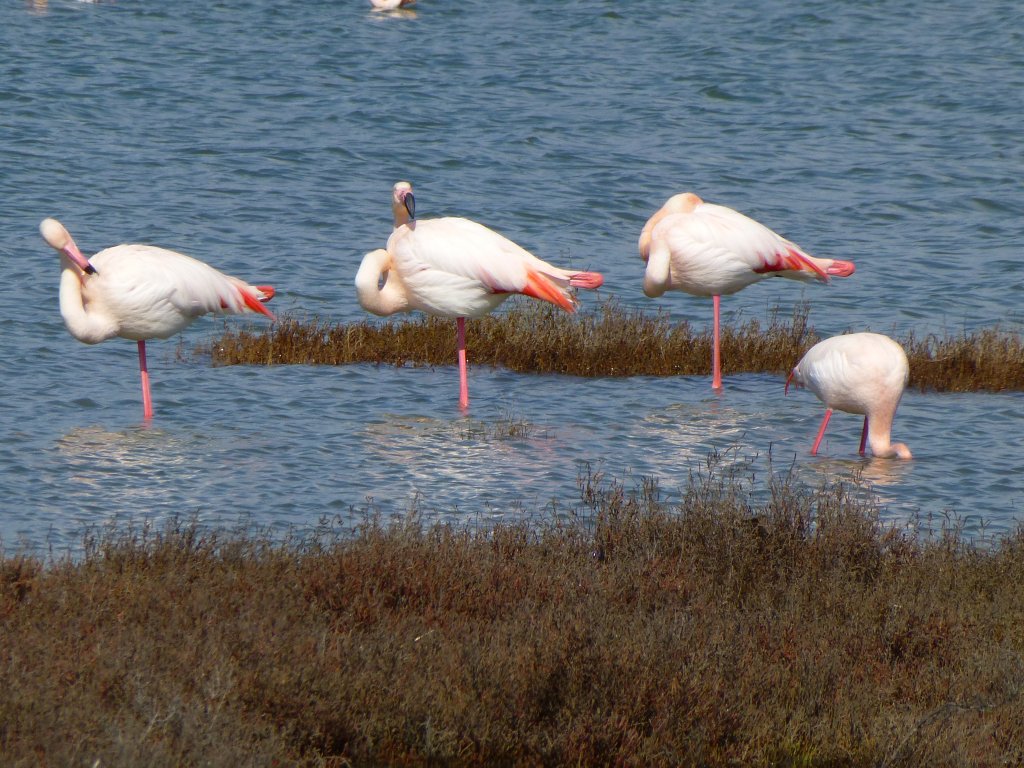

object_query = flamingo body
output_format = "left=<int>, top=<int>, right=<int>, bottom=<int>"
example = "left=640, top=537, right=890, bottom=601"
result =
left=356, top=181, right=603, bottom=408
left=787, top=332, right=912, bottom=459
left=41, top=218, right=275, bottom=419
left=370, top=0, right=414, bottom=8
left=640, top=193, right=855, bottom=389
left=59, top=243, right=272, bottom=343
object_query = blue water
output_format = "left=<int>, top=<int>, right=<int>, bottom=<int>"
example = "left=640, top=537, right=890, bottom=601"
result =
left=2, top=0, right=1023, bottom=553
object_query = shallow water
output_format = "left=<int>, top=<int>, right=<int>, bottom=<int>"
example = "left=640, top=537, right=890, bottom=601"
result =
left=2, top=0, right=1023, bottom=553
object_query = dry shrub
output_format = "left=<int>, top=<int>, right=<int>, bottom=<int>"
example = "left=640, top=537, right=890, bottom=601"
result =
left=206, top=301, right=1024, bottom=391
left=2, top=461, right=1024, bottom=766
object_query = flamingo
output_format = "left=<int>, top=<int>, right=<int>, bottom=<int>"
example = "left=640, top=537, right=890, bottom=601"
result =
left=40, top=218, right=276, bottom=420
left=370, top=0, right=414, bottom=9
left=640, top=192, right=856, bottom=390
left=786, top=332, right=912, bottom=459
left=355, top=181, right=604, bottom=410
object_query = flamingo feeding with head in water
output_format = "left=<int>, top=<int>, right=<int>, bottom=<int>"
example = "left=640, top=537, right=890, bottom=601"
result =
left=786, top=332, right=912, bottom=459
left=639, top=192, right=855, bottom=390
left=40, top=217, right=276, bottom=420
left=355, top=181, right=604, bottom=410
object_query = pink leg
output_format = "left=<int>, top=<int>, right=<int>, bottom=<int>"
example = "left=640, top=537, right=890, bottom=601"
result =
left=810, top=408, right=832, bottom=456
left=138, top=340, right=153, bottom=420
left=711, top=295, right=722, bottom=391
left=457, top=317, right=469, bottom=411
left=859, top=417, right=868, bottom=456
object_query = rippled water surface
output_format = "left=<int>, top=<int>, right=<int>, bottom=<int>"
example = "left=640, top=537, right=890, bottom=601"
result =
left=2, top=0, right=1023, bottom=552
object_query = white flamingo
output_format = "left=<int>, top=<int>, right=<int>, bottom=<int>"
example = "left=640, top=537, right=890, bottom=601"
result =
left=41, top=218, right=275, bottom=420
left=640, top=192, right=856, bottom=390
left=786, top=332, right=912, bottom=459
left=355, top=181, right=603, bottom=409
left=369, top=0, right=414, bottom=10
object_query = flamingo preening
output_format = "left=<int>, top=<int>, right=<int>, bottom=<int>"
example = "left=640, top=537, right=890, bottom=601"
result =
left=356, top=181, right=603, bottom=409
left=640, top=192, right=855, bottom=390
left=41, top=218, right=275, bottom=420
left=786, top=332, right=912, bottom=459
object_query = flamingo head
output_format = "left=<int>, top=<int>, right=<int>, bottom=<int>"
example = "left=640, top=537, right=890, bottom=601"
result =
left=392, top=181, right=416, bottom=223
left=40, top=218, right=97, bottom=275
left=663, top=192, right=704, bottom=215
left=784, top=367, right=801, bottom=395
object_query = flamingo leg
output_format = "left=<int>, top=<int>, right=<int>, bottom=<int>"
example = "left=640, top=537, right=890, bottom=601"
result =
left=859, top=417, right=868, bottom=456
left=137, top=340, right=153, bottom=420
left=712, top=294, right=722, bottom=391
left=457, top=317, right=469, bottom=410
left=810, top=408, right=832, bottom=456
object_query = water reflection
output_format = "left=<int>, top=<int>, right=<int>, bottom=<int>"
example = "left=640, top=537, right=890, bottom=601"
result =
left=368, top=4, right=417, bottom=20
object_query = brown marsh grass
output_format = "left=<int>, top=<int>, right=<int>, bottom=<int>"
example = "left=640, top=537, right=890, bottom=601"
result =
left=2, top=462, right=1023, bottom=766
left=206, top=300, right=1024, bottom=392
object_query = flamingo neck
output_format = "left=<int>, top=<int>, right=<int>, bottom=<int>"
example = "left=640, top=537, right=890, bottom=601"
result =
left=866, top=405, right=912, bottom=459
left=354, top=250, right=410, bottom=317
left=59, top=260, right=118, bottom=343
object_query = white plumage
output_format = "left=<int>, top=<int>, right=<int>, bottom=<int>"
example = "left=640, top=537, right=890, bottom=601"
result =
left=355, top=181, right=603, bottom=409
left=640, top=192, right=856, bottom=389
left=787, top=332, right=912, bottom=459
left=41, top=217, right=275, bottom=419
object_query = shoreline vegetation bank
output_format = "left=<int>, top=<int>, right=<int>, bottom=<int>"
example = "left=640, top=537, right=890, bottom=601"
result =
left=2, top=464, right=1022, bottom=765
left=204, top=301, right=1024, bottom=393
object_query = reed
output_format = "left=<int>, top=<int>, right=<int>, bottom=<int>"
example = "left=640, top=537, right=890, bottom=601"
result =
left=2, top=462, right=1022, bottom=766
left=205, top=300, right=1024, bottom=392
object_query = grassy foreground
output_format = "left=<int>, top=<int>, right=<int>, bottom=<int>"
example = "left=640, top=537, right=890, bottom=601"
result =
left=2, top=464, right=1023, bottom=766
left=206, top=300, right=1024, bottom=392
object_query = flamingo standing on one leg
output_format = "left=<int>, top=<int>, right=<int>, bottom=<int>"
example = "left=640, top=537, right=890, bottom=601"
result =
left=639, top=192, right=856, bottom=391
left=355, top=181, right=604, bottom=410
left=40, top=218, right=276, bottom=420
left=786, top=332, right=912, bottom=459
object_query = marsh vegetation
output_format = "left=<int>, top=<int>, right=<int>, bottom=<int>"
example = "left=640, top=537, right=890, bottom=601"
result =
left=2, top=462, right=1022, bottom=766
left=205, top=300, right=1024, bottom=392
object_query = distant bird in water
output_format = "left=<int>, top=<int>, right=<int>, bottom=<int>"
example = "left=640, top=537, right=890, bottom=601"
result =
left=786, top=332, right=912, bottom=459
left=369, top=0, right=414, bottom=9
left=356, top=181, right=604, bottom=410
left=640, top=192, right=855, bottom=390
left=40, top=218, right=276, bottom=420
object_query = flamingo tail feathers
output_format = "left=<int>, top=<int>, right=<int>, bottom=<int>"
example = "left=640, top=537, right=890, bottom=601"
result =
left=238, top=284, right=276, bottom=319
left=520, top=268, right=577, bottom=312
left=781, top=248, right=829, bottom=280
left=756, top=247, right=855, bottom=282
left=824, top=259, right=856, bottom=277
left=567, top=271, right=604, bottom=290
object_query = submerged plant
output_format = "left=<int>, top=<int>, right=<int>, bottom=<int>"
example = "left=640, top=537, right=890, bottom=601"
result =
left=203, top=300, right=1024, bottom=392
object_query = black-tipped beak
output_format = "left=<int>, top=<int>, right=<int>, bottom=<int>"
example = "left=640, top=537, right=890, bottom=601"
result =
left=405, top=192, right=416, bottom=220
left=84, top=264, right=98, bottom=275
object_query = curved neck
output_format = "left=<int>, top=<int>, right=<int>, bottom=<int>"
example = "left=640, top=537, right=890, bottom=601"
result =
left=355, top=250, right=410, bottom=317
left=867, top=403, right=912, bottom=459
left=59, top=259, right=118, bottom=343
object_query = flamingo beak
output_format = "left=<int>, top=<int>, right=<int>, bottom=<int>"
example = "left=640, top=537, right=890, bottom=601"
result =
left=404, top=192, right=416, bottom=221
left=64, top=241, right=98, bottom=275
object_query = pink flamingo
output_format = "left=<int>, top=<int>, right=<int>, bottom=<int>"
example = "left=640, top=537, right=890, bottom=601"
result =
left=355, top=181, right=604, bottom=410
left=40, top=218, right=276, bottom=420
left=786, top=332, right=912, bottom=459
left=640, top=192, right=855, bottom=390
left=370, top=0, right=414, bottom=8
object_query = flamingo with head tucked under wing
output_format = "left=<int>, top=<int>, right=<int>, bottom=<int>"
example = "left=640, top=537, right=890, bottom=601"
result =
left=40, top=217, right=275, bottom=420
left=640, top=192, right=855, bottom=390
left=355, top=181, right=604, bottom=410
left=786, top=332, right=912, bottom=459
